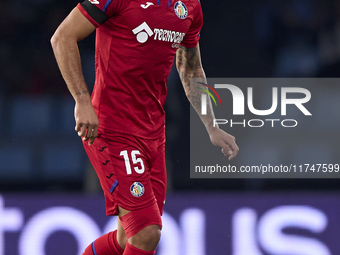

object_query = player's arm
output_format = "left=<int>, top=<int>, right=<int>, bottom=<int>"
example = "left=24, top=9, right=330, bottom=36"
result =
left=51, top=7, right=98, bottom=145
left=176, top=44, right=239, bottom=160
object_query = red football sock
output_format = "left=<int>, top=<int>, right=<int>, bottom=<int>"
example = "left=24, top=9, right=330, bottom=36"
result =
left=82, top=230, right=124, bottom=255
left=123, top=242, right=155, bottom=255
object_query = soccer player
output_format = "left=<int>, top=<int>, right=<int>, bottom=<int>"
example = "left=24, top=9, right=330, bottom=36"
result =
left=51, top=0, right=239, bottom=254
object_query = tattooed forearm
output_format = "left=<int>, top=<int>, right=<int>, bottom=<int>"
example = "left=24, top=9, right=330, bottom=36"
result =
left=176, top=44, right=216, bottom=130
left=176, top=45, right=204, bottom=97
left=177, top=45, right=201, bottom=69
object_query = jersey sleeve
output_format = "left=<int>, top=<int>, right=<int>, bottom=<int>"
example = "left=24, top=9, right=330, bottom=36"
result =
left=181, top=1, right=203, bottom=48
left=77, top=0, right=128, bottom=28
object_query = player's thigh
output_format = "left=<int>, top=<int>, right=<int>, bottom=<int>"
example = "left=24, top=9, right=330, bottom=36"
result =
left=83, top=132, right=120, bottom=215
left=109, top=134, right=156, bottom=212
left=83, top=132, right=156, bottom=215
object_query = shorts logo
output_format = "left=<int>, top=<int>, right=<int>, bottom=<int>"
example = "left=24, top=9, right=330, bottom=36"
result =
left=174, top=1, right=188, bottom=19
left=89, top=0, right=100, bottom=4
left=130, top=182, right=145, bottom=197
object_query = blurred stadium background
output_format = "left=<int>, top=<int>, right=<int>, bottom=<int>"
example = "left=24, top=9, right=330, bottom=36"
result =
left=1, top=0, right=340, bottom=254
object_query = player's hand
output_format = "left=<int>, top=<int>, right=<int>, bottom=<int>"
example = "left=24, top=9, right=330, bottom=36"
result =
left=208, top=127, right=239, bottom=160
left=74, top=100, right=99, bottom=146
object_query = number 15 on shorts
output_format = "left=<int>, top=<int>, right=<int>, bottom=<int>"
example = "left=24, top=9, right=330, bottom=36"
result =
left=120, top=150, right=145, bottom=175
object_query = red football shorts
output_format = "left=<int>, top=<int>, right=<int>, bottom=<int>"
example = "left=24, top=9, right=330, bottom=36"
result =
left=83, top=130, right=167, bottom=216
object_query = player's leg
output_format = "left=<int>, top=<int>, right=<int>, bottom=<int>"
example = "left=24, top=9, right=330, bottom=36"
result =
left=117, top=134, right=167, bottom=254
left=115, top=135, right=164, bottom=254
left=83, top=133, right=162, bottom=255
left=118, top=204, right=161, bottom=255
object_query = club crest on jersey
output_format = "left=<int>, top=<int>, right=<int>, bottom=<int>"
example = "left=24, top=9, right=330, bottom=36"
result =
left=130, top=182, right=145, bottom=197
left=174, top=1, right=188, bottom=19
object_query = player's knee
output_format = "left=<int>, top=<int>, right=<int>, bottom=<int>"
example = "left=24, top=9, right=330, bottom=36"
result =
left=141, top=224, right=161, bottom=243
left=129, top=225, right=161, bottom=251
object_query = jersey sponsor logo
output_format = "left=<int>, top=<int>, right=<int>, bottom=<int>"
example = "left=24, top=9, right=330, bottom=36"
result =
left=132, top=22, right=186, bottom=47
left=141, top=2, right=154, bottom=9
left=154, top=29, right=185, bottom=44
left=88, top=0, right=100, bottom=4
left=174, top=1, right=188, bottom=19
left=130, top=182, right=145, bottom=197
left=132, top=22, right=154, bottom=43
